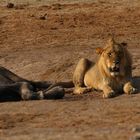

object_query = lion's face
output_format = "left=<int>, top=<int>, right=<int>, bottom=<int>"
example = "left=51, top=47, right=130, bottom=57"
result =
left=96, top=38, right=127, bottom=77
left=103, top=42, right=124, bottom=77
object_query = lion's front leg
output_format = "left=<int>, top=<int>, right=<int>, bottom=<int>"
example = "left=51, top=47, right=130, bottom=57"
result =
left=123, top=81, right=137, bottom=95
left=73, top=58, right=93, bottom=95
left=102, top=85, right=116, bottom=98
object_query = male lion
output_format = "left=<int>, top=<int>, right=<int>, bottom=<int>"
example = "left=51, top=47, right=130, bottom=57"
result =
left=73, top=38, right=137, bottom=98
left=0, top=66, right=65, bottom=102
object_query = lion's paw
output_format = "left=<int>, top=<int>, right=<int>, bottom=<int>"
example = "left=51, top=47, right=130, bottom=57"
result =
left=126, top=87, right=137, bottom=95
left=124, top=82, right=137, bottom=95
left=73, top=88, right=84, bottom=94
left=103, top=91, right=116, bottom=98
left=73, top=87, right=91, bottom=95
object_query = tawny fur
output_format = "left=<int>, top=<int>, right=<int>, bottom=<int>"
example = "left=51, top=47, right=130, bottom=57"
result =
left=73, top=38, right=137, bottom=98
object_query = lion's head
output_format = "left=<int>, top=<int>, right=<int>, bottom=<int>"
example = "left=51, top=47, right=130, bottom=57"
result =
left=96, top=38, right=132, bottom=78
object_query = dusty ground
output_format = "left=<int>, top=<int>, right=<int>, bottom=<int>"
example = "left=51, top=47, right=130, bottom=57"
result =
left=0, top=0, right=140, bottom=139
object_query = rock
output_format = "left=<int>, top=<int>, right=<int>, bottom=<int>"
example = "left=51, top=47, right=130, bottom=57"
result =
left=132, top=135, right=140, bottom=140
left=39, top=13, right=47, bottom=20
left=7, top=3, right=14, bottom=8
left=132, top=127, right=140, bottom=132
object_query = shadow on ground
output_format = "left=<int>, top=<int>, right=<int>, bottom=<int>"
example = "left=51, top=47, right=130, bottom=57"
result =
left=133, top=76, right=140, bottom=92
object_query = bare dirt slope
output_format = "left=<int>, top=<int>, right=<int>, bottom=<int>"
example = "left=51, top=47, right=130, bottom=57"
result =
left=0, top=0, right=140, bottom=140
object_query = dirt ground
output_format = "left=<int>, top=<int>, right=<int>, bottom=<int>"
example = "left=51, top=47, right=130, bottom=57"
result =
left=0, top=0, right=140, bottom=139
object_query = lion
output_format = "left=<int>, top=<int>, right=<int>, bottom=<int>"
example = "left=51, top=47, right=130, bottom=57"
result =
left=72, top=38, right=137, bottom=98
left=0, top=66, right=65, bottom=102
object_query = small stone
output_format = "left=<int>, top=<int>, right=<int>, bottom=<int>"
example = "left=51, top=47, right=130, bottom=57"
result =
left=132, top=135, right=140, bottom=140
left=39, top=13, right=47, bottom=20
left=132, top=127, right=140, bottom=132
left=7, top=3, right=14, bottom=8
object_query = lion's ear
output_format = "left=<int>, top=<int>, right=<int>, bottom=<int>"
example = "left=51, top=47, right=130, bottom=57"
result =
left=95, top=47, right=104, bottom=55
left=121, top=42, right=127, bottom=47
left=108, top=37, right=114, bottom=45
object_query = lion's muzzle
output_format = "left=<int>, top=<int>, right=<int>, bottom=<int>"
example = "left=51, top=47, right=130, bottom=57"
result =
left=109, top=66, right=119, bottom=73
left=109, top=61, right=120, bottom=76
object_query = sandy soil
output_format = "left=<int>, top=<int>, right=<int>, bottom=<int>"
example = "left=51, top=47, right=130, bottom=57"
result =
left=0, top=0, right=140, bottom=139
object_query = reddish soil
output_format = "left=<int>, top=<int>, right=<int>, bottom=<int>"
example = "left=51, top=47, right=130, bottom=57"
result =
left=0, top=0, right=140, bottom=139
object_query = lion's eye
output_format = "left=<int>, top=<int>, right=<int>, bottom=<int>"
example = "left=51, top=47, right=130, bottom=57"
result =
left=108, top=52, right=112, bottom=57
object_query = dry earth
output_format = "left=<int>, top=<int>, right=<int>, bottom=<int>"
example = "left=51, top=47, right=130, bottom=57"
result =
left=0, top=0, right=140, bottom=140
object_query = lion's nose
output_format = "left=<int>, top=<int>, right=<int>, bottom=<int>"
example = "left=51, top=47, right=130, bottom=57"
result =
left=113, top=60, right=119, bottom=65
